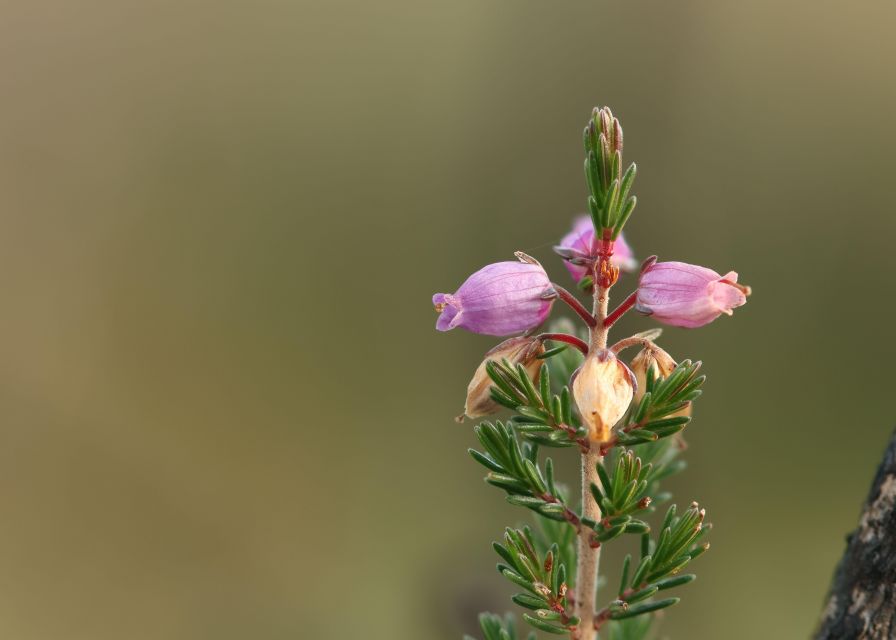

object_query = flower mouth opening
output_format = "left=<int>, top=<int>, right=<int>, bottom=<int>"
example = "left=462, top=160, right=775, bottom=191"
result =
left=719, top=279, right=752, bottom=296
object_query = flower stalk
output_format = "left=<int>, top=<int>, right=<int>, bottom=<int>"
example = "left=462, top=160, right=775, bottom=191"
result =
left=537, top=333, right=590, bottom=356
left=553, top=284, right=597, bottom=328
left=609, top=335, right=658, bottom=354
left=603, top=291, right=638, bottom=331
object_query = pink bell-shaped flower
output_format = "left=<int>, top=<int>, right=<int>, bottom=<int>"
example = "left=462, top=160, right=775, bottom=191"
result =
left=636, top=260, right=750, bottom=328
left=432, top=253, right=555, bottom=336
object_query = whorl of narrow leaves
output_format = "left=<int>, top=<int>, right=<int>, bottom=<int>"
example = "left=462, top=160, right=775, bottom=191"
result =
left=583, top=106, right=637, bottom=239
left=593, top=503, right=710, bottom=629
left=530, top=516, right=578, bottom=588
left=486, top=358, right=586, bottom=448
left=494, top=527, right=579, bottom=635
left=615, top=360, right=704, bottom=447
left=639, top=502, right=710, bottom=585
left=470, top=421, right=576, bottom=524
left=618, top=439, right=688, bottom=509
left=587, top=450, right=654, bottom=543
left=468, top=371, right=710, bottom=638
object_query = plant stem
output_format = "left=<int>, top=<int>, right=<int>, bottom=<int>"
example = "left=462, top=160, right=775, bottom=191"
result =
left=603, top=291, right=637, bottom=330
left=537, top=332, right=590, bottom=356
left=576, top=450, right=603, bottom=639
left=575, top=240, right=614, bottom=640
left=552, top=284, right=598, bottom=328
left=609, top=335, right=656, bottom=354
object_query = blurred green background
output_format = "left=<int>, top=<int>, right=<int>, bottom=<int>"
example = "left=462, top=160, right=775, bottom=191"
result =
left=1, top=1, right=894, bottom=638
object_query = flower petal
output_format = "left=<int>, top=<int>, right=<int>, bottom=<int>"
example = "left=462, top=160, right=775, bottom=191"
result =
left=636, top=261, right=747, bottom=328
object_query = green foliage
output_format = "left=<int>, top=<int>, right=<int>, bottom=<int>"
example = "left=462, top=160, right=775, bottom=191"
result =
left=587, top=450, right=654, bottom=544
left=494, top=527, right=579, bottom=635
left=485, top=358, right=586, bottom=449
left=593, top=502, right=709, bottom=630
left=469, top=421, right=577, bottom=524
left=615, top=360, right=704, bottom=448
left=617, top=437, right=688, bottom=509
left=637, top=502, right=710, bottom=586
left=479, top=339, right=703, bottom=455
left=583, top=107, right=637, bottom=238
left=463, top=613, right=536, bottom=640
left=530, top=516, right=578, bottom=589
left=467, top=352, right=709, bottom=638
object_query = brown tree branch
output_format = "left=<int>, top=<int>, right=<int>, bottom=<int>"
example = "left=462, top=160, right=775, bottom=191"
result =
left=816, top=427, right=896, bottom=639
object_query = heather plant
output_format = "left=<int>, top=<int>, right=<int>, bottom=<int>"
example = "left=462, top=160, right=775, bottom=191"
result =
left=432, top=107, right=751, bottom=640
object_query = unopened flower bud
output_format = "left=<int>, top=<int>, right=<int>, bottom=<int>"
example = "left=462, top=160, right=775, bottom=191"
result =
left=572, top=349, right=635, bottom=443
left=432, top=253, right=555, bottom=336
left=461, top=336, right=545, bottom=420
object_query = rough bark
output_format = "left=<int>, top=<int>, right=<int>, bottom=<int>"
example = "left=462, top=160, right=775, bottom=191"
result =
left=816, top=428, right=896, bottom=639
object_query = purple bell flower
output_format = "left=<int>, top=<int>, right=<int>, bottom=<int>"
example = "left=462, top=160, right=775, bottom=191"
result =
left=432, top=253, right=555, bottom=336
left=636, top=260, right=751, bottom=328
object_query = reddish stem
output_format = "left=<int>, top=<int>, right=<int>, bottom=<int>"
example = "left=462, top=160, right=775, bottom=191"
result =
left=593, top=608, right=612, bottom=631
left=609, top=335, right=656, bottom=354
left=597, top=232, right=614, bottom=258
left=592, top=582, right=651, bottom=631
left=603, top=291, right=637, bottom=330
left=552, top=284, right=597, bottom=328
left=538, top=332, right=589, bottom=356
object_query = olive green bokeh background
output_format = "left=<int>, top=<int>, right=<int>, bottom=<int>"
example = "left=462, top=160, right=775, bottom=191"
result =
left=1, top=1, right=894, bottom=638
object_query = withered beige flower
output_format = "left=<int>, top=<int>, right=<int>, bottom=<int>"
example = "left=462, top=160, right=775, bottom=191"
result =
left=630, top=345, right=692, bottom=420
left=572, top=349, right=634, bottom=443
left=461, top=336, right=545, bottom=420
